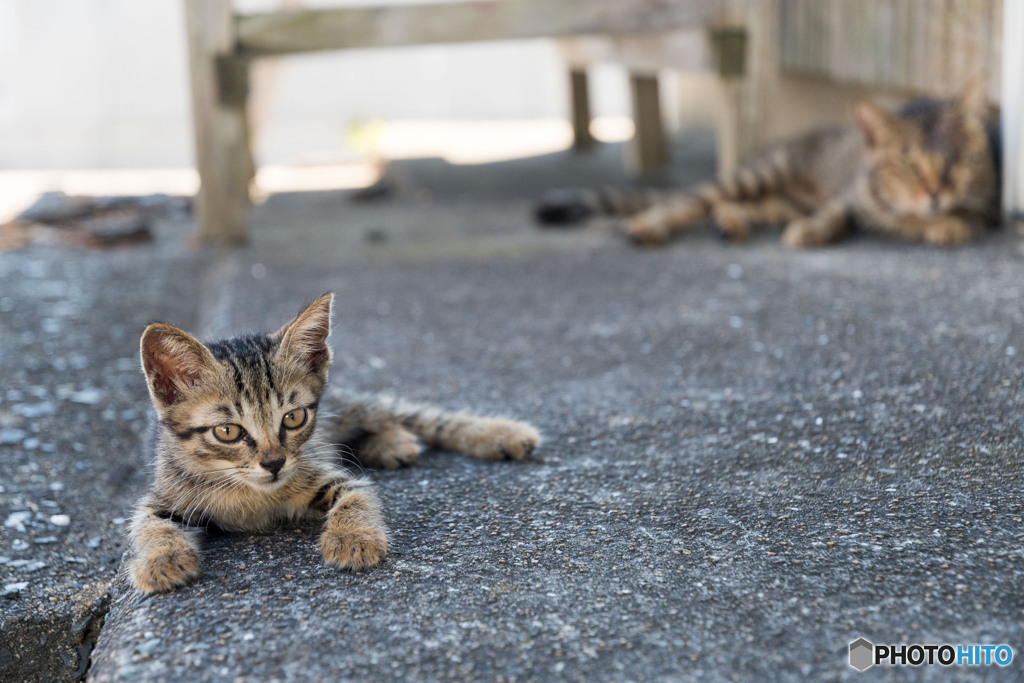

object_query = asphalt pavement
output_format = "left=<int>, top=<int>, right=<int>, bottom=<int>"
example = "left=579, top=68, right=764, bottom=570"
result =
left=3, top=138, right=1024, bottom=681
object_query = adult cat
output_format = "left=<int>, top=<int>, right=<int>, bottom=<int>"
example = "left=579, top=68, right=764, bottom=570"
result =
left=537, top=79, right=998, bottom=247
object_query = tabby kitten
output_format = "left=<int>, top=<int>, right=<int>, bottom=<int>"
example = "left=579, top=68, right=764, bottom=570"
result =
left=536, top=79, right=997, bottom=247
left=128, top=294, right=540, bottom=593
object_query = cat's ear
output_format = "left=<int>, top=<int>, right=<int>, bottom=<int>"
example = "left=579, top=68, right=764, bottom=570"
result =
left=275, top=293, right=333, bottom=375
left=854, top=101, right=897, bottom=147
left=953, top=77, right=988, bottom=119
left=140, top=323, right=218, bottom=407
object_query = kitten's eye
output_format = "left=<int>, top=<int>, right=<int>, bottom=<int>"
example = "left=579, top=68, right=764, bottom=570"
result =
left=282, top=408, right=308, bottom=430
left=213, top=424, right=244, bottom=443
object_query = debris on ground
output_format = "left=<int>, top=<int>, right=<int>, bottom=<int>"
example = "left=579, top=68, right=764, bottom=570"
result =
left=0, top=192, right=190, bottom=250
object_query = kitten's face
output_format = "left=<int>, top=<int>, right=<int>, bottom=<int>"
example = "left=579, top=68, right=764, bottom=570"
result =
left=856, top=80, right=990, bottom=219
left=141, top=294, right=334, bottom=492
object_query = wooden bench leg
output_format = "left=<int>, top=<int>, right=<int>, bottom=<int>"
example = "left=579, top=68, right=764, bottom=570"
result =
left=629, top=72, right=669, bottom=174
left=184, top=0, right=253, bottom=245
left=569, top=68, right=594, bottom=151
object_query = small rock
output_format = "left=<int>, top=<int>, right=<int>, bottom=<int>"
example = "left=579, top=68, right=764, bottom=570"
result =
left=2, top=582, right=28, bottom=598
left=49, top=481, right=64, bottom=492
left=11, top=539, right=28, bottom=551
left=111, top=517, right=126, bottom=525
left=50, top=514, right=71, bottom=527
left=34, top=536, right=58, bottom=544
left=69, top=388, right=103, bottom=405
left=86, top=536, right=102, bottom=549
left=137, top=638, right=162, bottom=655
left=0, top=428, right=27, bottom=445
left=4, top=511, right=31, bottom=531
left=11, top=401, right=55, bottom=418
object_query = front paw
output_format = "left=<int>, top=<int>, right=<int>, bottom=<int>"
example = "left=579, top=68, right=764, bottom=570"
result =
left=129, top=546, right=201, bottom=594
left=321, top=525, right=388, bottom=570
left=924, top=217, right=973, bottom=246
left=713, top=204, right=751, bottom=243
left=782, top=219, right=826, bottom=248
left=466, top=418, right=541, bottom=461
left=626, top=215, right=670, bottom=246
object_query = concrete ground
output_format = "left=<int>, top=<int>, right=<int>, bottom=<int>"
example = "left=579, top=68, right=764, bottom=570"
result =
left=2, top=137, right=1024, bottom=681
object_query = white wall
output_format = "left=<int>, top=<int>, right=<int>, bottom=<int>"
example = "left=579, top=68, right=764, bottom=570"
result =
left=0, top=0, right=638, bottom=170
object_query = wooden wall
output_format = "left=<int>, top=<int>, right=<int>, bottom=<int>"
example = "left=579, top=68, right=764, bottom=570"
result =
left=778, top=0, right=1003, bottom=100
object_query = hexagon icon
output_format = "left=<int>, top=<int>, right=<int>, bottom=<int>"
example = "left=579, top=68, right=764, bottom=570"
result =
left=849, top=638, right=874, bottom=671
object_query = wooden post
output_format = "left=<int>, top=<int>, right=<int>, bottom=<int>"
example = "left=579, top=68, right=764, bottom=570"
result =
left=712, top=0, right=777, bottom=177
left=569, top=68, right=594, bottom=151
left=184, top=0, right=253, bottom=245
left=629, top=72, right=669, bottom=173
left=1003, top=0, right=1024, bottom=222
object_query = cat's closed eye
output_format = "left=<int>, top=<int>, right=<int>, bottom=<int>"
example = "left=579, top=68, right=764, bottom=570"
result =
left=282, top=408, right=307, bottom=429
left=213, top=424, right=245, bottom=443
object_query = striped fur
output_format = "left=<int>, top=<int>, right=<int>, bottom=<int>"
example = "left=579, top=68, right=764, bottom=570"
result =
left=536, top=79, right=998, bottom=248
left=127, top=294, right=540, bottom=593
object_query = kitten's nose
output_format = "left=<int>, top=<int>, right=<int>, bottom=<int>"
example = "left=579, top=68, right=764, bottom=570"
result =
left=260, top=456, right=285, bottom=475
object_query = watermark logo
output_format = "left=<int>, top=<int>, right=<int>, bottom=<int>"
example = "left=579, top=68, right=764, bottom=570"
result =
left=849, top=638, right=1013, bottom=671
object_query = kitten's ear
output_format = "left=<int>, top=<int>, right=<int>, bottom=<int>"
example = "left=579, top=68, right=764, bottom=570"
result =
left=275, top=294, right=333, bottom=375
left=854, top=101, right=896, bottom=147
left=140, top=323, right=218, bottom=407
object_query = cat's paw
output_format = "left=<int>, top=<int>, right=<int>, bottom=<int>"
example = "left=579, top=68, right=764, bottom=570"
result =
left=320, top=525, right=388, bottom=570
left=713, top=203, right=751, bottom=243
left=626, top=215, right=670, bottom=246
left=463, top=418, right=540, bottom=461
left=782, top=219, right=825, bottom=248
left=923, top=217, right=973, bottom=246
left=129, top=545, right=201, bottom=594
left=360, top=426, right=422, bottom=469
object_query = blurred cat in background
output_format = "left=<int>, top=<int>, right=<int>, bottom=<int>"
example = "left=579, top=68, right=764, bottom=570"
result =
left=537, top=79, right=998, bottom=248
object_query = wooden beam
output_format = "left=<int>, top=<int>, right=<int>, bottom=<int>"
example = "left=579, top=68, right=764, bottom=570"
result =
left=185, top=0, right=253, bottom=245
left=235, top=0, right=719, bottom=57
left=629, top=73, right=669, bottom=174
left=569, top=69, right=594, bottom=151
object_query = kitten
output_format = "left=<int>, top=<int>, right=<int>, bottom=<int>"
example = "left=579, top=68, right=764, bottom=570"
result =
left=128, top=294, right=540, bottom=594
left=536, top=79, right=998, bottom=247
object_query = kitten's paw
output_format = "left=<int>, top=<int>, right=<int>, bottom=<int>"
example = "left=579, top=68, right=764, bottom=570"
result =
left=129, top=545, right=201, bottom=594
left=626, top=216, right=670, bottom=246
left=360, top=426, right=422, bottom=469
left=320, top=525, right=388, bottom=570
left=713, top=204, right=751, bottom=243
left=464, top=418, right=541, bottom=461
left=924, top=217, right=973, bottom=246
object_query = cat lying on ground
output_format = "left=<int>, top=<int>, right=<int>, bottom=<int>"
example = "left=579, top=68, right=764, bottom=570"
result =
left=128, top=294, right=539, bottom=593
left=537, top=79, right=998, bottom=247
